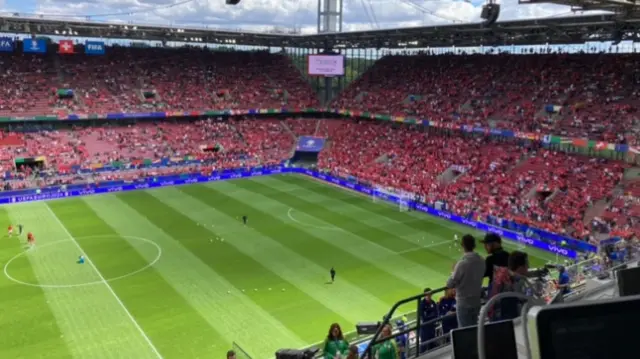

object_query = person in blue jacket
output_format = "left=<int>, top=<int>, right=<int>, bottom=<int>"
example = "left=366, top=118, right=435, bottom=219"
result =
left=418, top=288, right=439, bottom=353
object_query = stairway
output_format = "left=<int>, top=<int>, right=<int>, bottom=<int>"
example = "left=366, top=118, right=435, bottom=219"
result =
left=281, top=121, right=297, bottom=141
left=438, top=166, right=465, bottom=185
left=544, top=189, right=561, bottom=203
left=229, top=123, right=248, bottom=146
left=583, top=198, right=610, bottom=224
left=313, top=119, right=322, bottom=136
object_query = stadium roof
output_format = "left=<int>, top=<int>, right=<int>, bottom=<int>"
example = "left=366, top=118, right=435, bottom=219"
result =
left=1, top=13, right=639, bottom=48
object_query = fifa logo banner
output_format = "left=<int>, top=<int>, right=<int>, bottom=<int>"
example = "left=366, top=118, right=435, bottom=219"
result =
left=23, top=39, right=46, bottom=53
left=85, top=41, right=105, bottom=55
left=296, top=136, right=326, bottom=152
left=0, top=37, right=14, bottom=52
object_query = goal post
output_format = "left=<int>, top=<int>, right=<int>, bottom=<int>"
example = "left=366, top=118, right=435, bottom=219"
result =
left=372, top=185, right=412, bottom=212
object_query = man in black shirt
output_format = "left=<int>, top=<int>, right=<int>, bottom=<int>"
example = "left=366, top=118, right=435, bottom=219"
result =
left=481, top=233, right=509, bottom=286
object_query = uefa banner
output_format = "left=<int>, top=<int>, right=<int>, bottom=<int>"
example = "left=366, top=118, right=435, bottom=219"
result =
left=23, top=39, right=47, bottom=53
left=296, top=136, right=326, bottom=152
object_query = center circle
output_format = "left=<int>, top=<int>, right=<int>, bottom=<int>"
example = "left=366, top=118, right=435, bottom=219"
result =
left=3, top=235, right=162, bottom=289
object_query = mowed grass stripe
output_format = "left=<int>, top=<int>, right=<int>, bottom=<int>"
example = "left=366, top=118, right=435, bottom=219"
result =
left=247, top=177, right=447, bottom=287
left=234, top=177, right=454, bottom=275
left=275, top=175, right=458, bottom=248
left=4, top=203, right=154, bottom=359
left=0, top=208, right=72, bottom=359
left=268, top=175, right=454, bottom=241
left=258, top=175, right=459, bottom=263
left=119, top=189, right=342, bottom=346
left=156, top=186, right=386, bottom=323
left=195, top=180, right=419, bottom=305
left=47, top=199, right=218, bottom=359
left=283, top=175, right=557, bottom=266
left=85, top=194, right=304, bottom=357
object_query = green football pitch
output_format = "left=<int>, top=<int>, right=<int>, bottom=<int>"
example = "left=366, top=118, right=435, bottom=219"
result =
left=0, top=174, right=557, bottom=359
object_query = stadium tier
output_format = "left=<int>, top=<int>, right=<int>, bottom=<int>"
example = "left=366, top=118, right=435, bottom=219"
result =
left=0, top=116, right=632, bottom=241
left=333, top=53, right=640, bottom=142
left=0, top=45, right=319, bottom=117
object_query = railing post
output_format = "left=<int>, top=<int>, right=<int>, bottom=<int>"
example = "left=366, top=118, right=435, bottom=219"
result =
left=414, top=299, right=421, bottom=358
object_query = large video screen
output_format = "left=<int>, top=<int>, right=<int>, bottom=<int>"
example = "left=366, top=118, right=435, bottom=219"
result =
left=308, top=54, right=345, bottom=76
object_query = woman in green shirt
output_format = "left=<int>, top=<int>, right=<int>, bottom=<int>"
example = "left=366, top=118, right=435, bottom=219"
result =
left=323, top=323, right=350, bottom=359
left=373, top=324, right=398, bottom=359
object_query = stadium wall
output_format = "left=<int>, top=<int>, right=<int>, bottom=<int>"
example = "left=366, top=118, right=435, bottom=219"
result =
left=0, top=167, right=578, bottom=259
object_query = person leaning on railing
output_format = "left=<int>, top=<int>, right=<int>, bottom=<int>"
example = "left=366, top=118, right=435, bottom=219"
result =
left=323, top=323, right=350, bottom=359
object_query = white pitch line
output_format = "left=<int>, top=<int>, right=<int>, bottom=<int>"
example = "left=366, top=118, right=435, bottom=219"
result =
left=44, top=204, right=163, bottom=359
left=394, top=240, right=452, bottom=255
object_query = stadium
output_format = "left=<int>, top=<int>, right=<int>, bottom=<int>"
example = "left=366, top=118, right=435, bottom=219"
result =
left=1, top=0, right=640, bottom=357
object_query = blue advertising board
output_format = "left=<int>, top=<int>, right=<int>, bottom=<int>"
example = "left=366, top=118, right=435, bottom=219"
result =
left=0, top=37, right=14, bottom=52
left=0, top=167, right=576, bottom=258
left=22, top=39, right=47, bottom=54
left=485, top=215, right=596, bottom=253
left=85, top=41, right=105, bottom=55
left=296, top=136, right=326, bottom=152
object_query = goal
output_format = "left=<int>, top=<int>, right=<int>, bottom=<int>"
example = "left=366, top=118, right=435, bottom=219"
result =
left=372, top=185, right=412, bottom=212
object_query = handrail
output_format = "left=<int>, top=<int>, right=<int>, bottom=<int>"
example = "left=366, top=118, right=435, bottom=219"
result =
left=361, top=286, right=448, bottom=359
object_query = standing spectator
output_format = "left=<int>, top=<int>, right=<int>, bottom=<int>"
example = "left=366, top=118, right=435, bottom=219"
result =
left=323, top=323, right=349, bottom=359
left=373, top=324, right=398, bottom=359
left=446, top=234, right=486, bottom=328
left=418, top=288, right=438, bottom=353
left=438, top=288, right=458, bottom=341
left=227, top=350, right=236, bottom=359
left=489, top=251, right=531, bottom=321
left=482, top=233, right=509, bottom=287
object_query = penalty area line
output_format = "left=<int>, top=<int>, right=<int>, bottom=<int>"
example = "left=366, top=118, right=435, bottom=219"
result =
left=394, top=240, right=452, bottom=255
left=43, top=203, right=164, bottom=359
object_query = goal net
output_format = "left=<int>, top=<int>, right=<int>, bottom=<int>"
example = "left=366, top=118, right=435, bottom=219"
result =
left=372, top=185, right=413, bottom=212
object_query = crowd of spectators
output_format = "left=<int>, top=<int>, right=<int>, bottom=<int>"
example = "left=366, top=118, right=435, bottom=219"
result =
left=0, top=117, right=295, bottom=186
left=317, top=119, right=625, bottom=237
left=601, top=180, right=640, bottom=238
left=1, top=47, right=637, bottom=240
left=0, top=53, right=58, bottom=117
left=0, top=47, right=318, bottom=116
left=333, top=53, right=640, bottom=143
left=4, top=48, right=640, bottom=143
left=0, top=117, right=627, bottom=240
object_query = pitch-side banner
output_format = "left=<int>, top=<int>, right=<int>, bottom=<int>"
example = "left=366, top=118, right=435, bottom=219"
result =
left=296, top=136, right=326, bottom=152
left=0, top=37, right=14, bottom=52
left=23, top=39, right=47, bottom=54
left=85, top=41, right=105, bottom=55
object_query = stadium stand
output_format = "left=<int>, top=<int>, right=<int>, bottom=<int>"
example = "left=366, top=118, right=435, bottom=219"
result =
left=333, top=53, right=640, bottom=143
left=1, top=47, right=319, bottom=116
left=0, top=115, right=627, bottom=245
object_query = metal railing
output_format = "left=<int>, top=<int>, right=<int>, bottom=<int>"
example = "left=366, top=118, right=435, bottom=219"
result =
left=360, top=287, right=448, bottom=359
